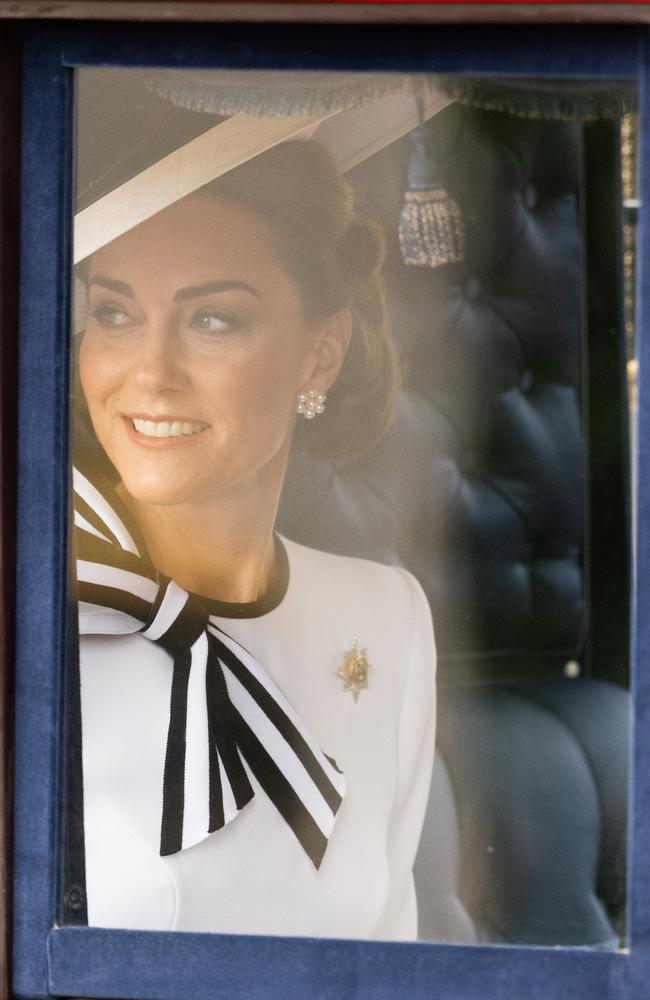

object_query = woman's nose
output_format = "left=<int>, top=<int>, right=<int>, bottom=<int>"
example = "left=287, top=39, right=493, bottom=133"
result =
left=130, top=327, right=188, bottom=394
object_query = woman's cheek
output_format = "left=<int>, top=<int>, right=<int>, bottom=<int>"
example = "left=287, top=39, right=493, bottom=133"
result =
left=79, top=334, right=105, bottom=388
left=79, top=338, right=101, bottom=411
left=79, top=336, right=125, bottom=405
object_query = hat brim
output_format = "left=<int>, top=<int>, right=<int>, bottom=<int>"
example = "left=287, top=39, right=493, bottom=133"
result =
left=73, top=70, right=451, bottom=264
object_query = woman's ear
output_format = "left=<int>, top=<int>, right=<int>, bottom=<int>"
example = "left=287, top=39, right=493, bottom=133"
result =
left=303, top=308, right=353, bottom=393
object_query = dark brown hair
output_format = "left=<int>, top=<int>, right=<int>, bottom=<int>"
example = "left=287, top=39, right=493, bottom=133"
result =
left=202, top=139, right=400, bottom=457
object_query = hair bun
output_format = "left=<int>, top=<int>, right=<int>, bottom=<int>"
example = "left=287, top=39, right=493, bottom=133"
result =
left=339, top=216, right=385, bottom=283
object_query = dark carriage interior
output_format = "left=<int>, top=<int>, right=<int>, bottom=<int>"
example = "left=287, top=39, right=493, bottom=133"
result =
left=279, top=93, right=632, bottom=947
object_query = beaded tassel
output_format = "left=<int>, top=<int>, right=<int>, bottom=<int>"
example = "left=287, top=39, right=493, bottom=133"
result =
left=398, top=110, right=465, bottom=269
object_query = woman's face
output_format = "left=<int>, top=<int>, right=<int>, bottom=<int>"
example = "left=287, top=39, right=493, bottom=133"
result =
left=80, top=195, right=346, bottom=507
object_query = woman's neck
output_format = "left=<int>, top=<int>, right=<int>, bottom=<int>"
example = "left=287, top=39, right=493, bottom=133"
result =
left=119, top=470, right=284, bottom=605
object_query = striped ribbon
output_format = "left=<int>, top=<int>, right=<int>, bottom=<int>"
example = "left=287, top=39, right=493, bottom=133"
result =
left=73, top=465, right=345, bottom=869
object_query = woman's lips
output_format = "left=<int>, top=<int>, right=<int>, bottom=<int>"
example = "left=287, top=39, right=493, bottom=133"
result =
left=122, top=415, right=210, bottom=449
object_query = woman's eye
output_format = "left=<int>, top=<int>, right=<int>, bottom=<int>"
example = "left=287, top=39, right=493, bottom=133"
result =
left=88, top=304, right=134, bottom=329
left=190, top=309, right=241, bottom=334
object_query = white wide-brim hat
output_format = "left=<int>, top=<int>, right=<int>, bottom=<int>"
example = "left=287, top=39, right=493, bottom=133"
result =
left=73, top=68, right=452, bottom=265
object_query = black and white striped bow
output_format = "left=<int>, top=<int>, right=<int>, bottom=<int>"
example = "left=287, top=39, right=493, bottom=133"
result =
left=73, top=465, right=345, bottom=869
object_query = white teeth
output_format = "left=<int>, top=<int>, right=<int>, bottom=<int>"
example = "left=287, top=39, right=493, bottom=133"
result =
left=132, top=418, right=205, bottom=438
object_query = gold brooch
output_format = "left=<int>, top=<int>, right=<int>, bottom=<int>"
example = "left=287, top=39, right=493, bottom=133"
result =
left=337, top=637, right=372, bottom=702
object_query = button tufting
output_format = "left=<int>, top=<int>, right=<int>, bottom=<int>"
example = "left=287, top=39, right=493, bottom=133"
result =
left=64, top=884, right=86, bottom=912
left=464, top=276, right=481, bottom=301
left=519, top=368, right=534, bottom=394
left=524, top=184, right=538, bottom=210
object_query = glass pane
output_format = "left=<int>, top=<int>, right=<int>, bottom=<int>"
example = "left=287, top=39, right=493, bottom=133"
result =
left=66, top=66, right=634, bottom=948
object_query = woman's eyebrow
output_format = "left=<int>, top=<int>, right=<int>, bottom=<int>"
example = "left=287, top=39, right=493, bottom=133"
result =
left=86, top=277, right=260, bottom=301
left=173, top=280, right=260, bottom=302
left=88, top=275, right=134, bottom=298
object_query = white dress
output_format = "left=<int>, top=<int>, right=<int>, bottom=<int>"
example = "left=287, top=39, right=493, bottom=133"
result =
left=79, top=536, right=437, bottom=940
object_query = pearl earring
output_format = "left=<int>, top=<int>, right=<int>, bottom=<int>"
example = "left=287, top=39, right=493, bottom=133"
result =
left=296, top=388, right=326, bottom=420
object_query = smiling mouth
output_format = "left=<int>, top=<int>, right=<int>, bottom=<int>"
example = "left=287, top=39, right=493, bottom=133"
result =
left=129, top=417, right=209, bottom=439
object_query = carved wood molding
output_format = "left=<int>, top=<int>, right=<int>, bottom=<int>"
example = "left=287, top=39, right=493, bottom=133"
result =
left=1, top=2, right=650, bottom=25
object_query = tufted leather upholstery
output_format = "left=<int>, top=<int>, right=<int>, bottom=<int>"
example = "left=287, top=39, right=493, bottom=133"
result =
left=278, top=104, right=629, bottom=946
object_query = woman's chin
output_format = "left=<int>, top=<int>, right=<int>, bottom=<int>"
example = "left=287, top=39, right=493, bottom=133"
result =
left=118, top=473, right=204, bottom=508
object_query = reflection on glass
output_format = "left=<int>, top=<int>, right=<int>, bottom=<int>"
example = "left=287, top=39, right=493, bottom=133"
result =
left=67, top=67, right=633, bottom=948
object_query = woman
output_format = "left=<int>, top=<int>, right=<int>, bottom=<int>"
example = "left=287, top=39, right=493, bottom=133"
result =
left=73, top=139, right=437, bottom=940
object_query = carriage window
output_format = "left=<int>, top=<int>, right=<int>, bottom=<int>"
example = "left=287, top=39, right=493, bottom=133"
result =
left=67, top=66, right=634, bottom=949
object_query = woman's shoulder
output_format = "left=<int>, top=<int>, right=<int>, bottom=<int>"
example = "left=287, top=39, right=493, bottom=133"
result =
left=280, top=535, right=432, bottom=634
left=278, top=536, right=435, bottom=722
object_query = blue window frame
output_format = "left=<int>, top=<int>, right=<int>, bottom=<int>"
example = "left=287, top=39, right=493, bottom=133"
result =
left=12, top=19, right=650, bottom=1000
